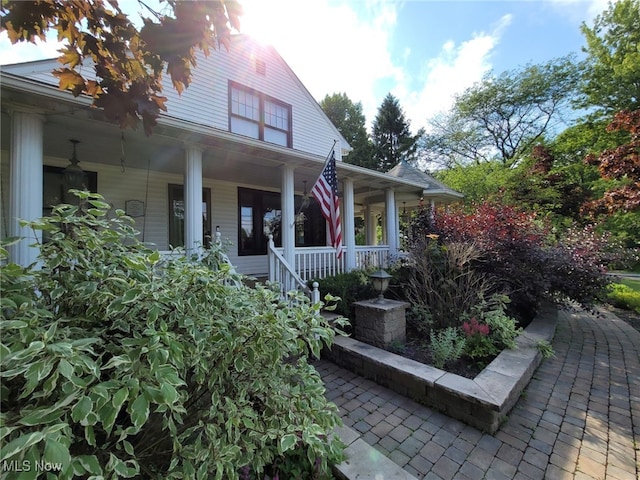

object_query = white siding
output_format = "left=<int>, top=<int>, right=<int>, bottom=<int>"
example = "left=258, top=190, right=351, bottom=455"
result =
left=5, top=36, right=347, bottom=160
left=163, top=37, right=346, bottom=159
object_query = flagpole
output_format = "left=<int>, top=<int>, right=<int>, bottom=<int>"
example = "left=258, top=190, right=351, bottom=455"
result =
left=292, top=140, right=339, bottom=225
left=320, top=139, right=338, bottom=168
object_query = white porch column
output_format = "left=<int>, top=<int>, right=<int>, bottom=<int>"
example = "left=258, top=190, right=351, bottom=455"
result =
left=343, top=178, right=356, bottom=271
left=385, top=189, right=398, bottom=256
left=9, top=109, right=44, bottom=267
left=366, top=206, right=378, bottom=246
left=184, top=145, right=203, bottom=256
left=281, top=164, right=295, bottom=267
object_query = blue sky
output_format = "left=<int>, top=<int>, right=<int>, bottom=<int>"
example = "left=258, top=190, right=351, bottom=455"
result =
left=0, top=0, right=612, bottom=133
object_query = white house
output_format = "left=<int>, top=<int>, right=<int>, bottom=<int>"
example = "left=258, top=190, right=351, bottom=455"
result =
left=1, top=34, right=461, bottom=288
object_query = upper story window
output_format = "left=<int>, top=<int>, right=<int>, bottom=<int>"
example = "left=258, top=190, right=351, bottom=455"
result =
left=229, top=81, right=292, bottom=147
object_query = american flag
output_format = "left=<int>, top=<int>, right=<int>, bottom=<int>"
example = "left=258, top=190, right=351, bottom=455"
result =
left=312, top=151, right=343, bottom=259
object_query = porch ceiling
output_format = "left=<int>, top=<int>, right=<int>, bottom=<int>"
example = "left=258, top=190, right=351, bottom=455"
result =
left=2, top=77, right=451, bottom=207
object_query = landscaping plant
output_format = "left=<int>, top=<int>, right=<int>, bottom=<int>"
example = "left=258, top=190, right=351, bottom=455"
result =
left=429, top=327, right=466, bottom=370
left=412, top=202, right=616, bottom=320
left=461, top=295, right=523, bottom=368
left=311, top=270, right=377, bottom=319
left=403, top=236, right=493, bottom=332
left=607, top=283, right=640, bottom=313
left=0, top=192, right=346, bottom=479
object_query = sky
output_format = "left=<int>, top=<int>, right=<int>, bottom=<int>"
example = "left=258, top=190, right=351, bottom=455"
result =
left=0, top=0, right=613, bottom=134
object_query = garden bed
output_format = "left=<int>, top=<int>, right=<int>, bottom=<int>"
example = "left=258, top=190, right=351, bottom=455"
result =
left=323, top=303, right=561, bottom=434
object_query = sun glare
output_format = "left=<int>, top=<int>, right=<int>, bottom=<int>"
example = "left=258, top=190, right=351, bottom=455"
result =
left=239, top=0, right=307, bottom=50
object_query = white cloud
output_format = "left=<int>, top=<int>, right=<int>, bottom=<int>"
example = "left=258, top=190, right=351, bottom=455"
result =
left=0, top=31, right=63, bottom=65
left=547, top=0, right=616, bottom=22
left=399, top=13, right=512, bottom=133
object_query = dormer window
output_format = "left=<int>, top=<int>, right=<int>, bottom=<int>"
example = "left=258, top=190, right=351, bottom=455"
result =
left=229, top=81, right=292, bottom=147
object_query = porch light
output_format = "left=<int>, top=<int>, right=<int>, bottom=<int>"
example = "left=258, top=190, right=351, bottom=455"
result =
left=62, top=139, right=88, bottom=203
left=401, top=202, right=408, bottom=222
left=300, top=180, right=310, bottom=211
left=369, top=269, right=392, bottom=304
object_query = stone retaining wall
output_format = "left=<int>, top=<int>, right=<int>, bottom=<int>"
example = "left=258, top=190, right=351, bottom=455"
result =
left=323, top=304, right=560, bottom=433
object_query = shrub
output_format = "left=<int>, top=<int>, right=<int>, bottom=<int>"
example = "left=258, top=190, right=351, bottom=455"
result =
left=461, top=295, right=522, bottom=367
left=461, top=317, right=496, bottom=360
left=311, top=270, right=377, bottom=319
left=0, top=192, right=346, bottom=479
left=429, top=327, right=466, bottom=369
left=412, top=202, right=616, bottom=319
left=607, top=283, right=640, bottom=313
left=404, top=236, right=493, bottom=331
left=475, top=295, right=522, bottom=351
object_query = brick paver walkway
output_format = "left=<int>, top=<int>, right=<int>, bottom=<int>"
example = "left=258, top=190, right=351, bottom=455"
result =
left=317, top=307, right=640, bottom=479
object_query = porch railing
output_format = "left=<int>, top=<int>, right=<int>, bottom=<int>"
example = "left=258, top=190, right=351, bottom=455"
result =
left=275, top=245, right=390, bottom=283
left=267, top=236, right=320, bottom=304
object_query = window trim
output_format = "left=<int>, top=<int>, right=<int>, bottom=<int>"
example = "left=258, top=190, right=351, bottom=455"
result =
left=229, top=81, right=292, bottom=147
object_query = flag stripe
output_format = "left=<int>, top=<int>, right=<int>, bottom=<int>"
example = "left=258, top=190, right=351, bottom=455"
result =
left=311, top=150, right=343, bottom=259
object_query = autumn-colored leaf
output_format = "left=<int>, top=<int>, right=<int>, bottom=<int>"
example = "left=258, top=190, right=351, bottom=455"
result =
left=53, top=68, right=86, bottom=96
left=1, top=0, right=243, bottom=135
left=57, top=48, right=82, bottom=68
left=85, top=80, right=103, bottom=98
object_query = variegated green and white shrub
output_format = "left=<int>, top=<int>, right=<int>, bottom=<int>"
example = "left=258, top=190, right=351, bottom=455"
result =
left=1, top=191, right=346, bottom=480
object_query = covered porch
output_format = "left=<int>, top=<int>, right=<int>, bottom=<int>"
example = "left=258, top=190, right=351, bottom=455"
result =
left=2, top=73, right=461, bottom=283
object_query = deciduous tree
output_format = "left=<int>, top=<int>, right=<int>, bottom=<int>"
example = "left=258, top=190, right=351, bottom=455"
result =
left=583, top=109, right=640, bottom=215
left=578, top=0, right=640, bottom=119
left=320, top=92, right=375, bottom=169
left=0, top=0, right=243, bottom=135
left=422, top=57, right=580, bottom=167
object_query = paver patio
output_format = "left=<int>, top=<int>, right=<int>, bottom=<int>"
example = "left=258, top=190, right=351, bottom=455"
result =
left=317, top=307, right=640, bottom=479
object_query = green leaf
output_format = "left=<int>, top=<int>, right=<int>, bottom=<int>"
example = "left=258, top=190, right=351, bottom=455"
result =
left=77, top=455, right=102, bottom=475
left=102, top=355, right=131, bottom=370
left=0, top=319, right=28, bottom=329
left=58, top=359, right=74, bottom=379
left=16, top=445, right=39, bottom=480
left=84, top=425, right=96, bottom=446
left=121, top=288, right=141, bottom=304
left=44, top=438, right=71, bottom=468
left=112, top=387, right=129, bottom=412
left=18, top=407, right=61, bottom=426
left=160, top=383, right=177, bottom=405
left=0, top=431, right=44, bottom=460
left=279, top=433, right=297, bottom=453
left=71, top=396, right=93, bottom=424
left=122, top=440, right=135, bottom=456
left=130, top=394, right=149, bottom=430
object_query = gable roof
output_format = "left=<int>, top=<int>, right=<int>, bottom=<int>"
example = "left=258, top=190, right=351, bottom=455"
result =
left=386, top=160, right=463, bottom=202
left=1, top=35, right=351, bottom=159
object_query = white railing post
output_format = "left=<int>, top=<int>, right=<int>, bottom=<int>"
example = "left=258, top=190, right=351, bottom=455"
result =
left=311, top=281, right=320, bottom=304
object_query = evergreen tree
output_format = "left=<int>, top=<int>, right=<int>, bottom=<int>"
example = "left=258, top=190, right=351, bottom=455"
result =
left=371, top=93, right=423, bottom=172
left=320, top=93, right=375, bottom=169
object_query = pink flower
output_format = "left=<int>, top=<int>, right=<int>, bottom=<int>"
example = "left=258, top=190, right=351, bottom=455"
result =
left=462, top=317, right=490, bottom=337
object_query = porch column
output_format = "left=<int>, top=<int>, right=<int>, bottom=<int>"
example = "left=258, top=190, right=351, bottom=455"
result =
left=184, top=145, right=203, bottom=256
left=281, top=164, right=295, bottom=267
left=343, top=178, right=356, bottom=271
left=385, top=189, right=398, bottom=256
left=366, top=206, right=377, bottom=246
left=9, top=109, right=44, bottom=267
